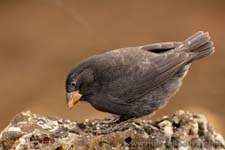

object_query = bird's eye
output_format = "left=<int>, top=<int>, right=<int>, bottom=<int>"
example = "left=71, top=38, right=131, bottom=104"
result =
left=71, top=81, right=76, bottom=87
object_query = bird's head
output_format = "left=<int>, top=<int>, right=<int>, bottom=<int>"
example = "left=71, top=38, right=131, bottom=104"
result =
left=65, top=64, right=95, bottom=109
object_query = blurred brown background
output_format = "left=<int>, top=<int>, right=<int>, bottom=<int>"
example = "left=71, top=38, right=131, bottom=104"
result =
left=0, top=0, right=224, bottom=136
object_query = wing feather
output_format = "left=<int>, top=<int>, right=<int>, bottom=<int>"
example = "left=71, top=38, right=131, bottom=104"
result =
left=97, top=45, right=191, bottom=104
left=140, top=42, right=182, bottom=53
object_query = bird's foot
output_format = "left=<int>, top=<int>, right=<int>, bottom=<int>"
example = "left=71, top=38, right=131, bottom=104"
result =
left=101, top=115, right=122, bottom=124
left=88, top=116, right=136, bottom=135
left=102, top=115, right=134, bottom=124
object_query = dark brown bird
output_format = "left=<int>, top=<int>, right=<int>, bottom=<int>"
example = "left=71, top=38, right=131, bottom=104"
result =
left=65, top=31, right=214, bottom=120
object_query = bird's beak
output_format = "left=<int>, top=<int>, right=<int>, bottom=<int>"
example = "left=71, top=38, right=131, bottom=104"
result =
left=66, top=91, right=82, bottom=109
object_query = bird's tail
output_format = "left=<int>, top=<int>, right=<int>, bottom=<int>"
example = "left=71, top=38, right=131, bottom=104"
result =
left=179, top=31, right=215, bottom=61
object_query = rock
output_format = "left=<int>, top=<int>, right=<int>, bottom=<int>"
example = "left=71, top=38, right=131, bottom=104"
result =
left=0, top=110, right=224, bottom=150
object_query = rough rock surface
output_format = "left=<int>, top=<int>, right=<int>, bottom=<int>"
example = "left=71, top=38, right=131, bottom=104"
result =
left=0, top=110, right=224, bottom=150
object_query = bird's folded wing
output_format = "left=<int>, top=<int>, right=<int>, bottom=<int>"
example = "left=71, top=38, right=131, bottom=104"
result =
left=140, top=42, right=182, bottom=53
left=106, top=50, right=192, bottom=104
left=147, top=52, right=191, bottom=90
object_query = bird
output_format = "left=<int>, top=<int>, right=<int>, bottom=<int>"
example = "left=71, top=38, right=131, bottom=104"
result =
left=65, top=31, right=214, bottom=121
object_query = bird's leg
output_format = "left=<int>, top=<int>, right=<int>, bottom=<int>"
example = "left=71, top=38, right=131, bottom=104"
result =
left=118, top=116, right=133, bottom=122
left=91, top=116, right=136, bottom=135
left=103, top=115, right=133, bottom=124
left=102, top=115, right=121, bottom=124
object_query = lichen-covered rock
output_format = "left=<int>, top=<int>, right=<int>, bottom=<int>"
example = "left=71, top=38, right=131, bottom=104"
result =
left=0, top=110, right=224, bottom=150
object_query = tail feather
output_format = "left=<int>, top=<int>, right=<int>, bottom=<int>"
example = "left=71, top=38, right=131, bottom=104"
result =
left=180, top=31, right=215, bottom=61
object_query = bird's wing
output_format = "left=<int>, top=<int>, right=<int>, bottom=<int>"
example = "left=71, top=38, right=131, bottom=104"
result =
left=140, top=42, right=182, bottom=53
left=99, top=47, right=192, bottom=105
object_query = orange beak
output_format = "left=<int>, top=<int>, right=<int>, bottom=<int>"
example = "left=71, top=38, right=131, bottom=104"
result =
left=66, top=91, right=82, bottom=109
